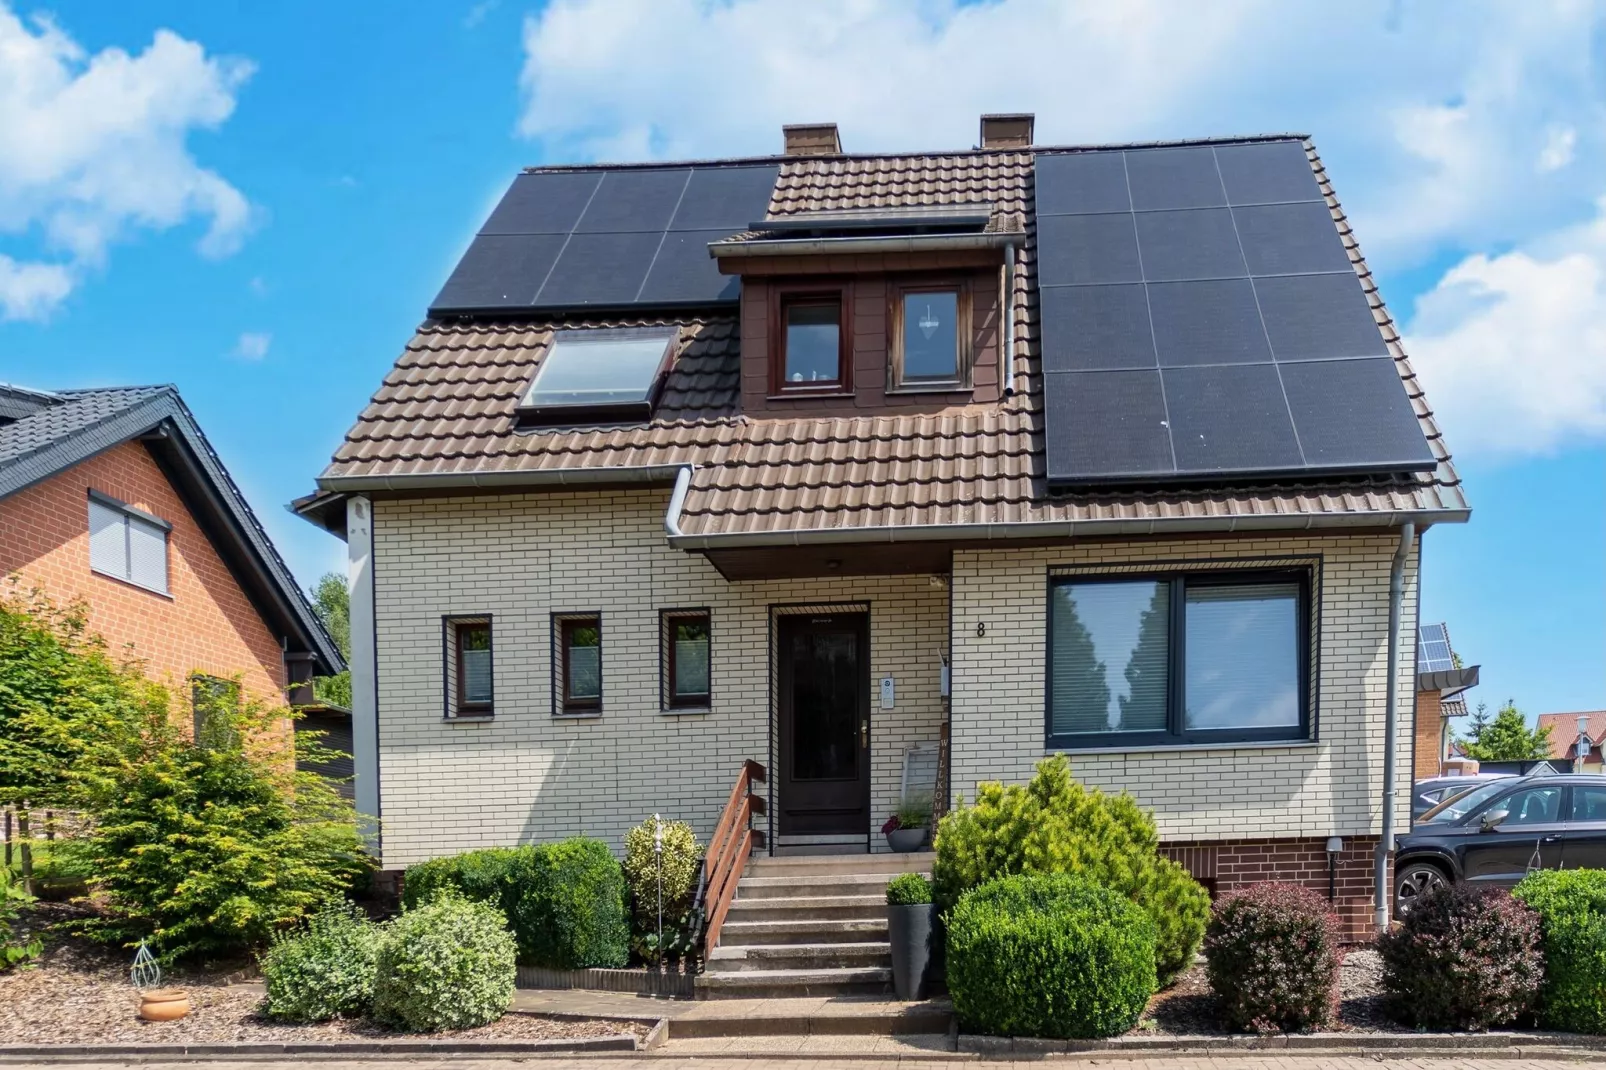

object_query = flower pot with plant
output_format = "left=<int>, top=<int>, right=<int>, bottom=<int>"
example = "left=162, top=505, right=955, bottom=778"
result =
left=885, top=872, right=935, bottom=1001
left=881, top=794, right=932, bottom=852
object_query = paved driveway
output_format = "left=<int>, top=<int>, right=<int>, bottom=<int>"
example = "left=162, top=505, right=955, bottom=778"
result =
left=0, top=1057, right=1591, bottom=1069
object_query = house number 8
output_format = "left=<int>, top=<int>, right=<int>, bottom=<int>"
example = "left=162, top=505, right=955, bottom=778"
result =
left=976, top=621, right=986, bottom=637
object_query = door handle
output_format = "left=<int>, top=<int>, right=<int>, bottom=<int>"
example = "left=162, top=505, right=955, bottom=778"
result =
left=1542, top=835, right=1561, bottom=844
left=861, top=720, right=868, bottom=748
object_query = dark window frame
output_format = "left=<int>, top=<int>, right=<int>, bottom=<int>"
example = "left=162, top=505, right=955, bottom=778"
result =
left=888, top=275, right=973, bottom=391
left=441, top=614, right=494, bottom=719
left=769, top=280, right=852, bottom=396
left=552, top=612, right=603, bottom=716
left=1044, top=567, right=1312, bottom=751
left=660, top=607, right=712, bottom=712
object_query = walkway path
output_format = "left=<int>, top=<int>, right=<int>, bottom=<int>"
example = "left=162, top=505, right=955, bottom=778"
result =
left=0, top=1056, right=1588, bottom=1069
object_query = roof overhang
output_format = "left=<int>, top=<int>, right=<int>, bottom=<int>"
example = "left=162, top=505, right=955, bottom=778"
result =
left=1417, top=664, right=1480, bottom=698
left=711, top=230, right=1019, bottom=260
left=315, top=463, right=686, bottom=496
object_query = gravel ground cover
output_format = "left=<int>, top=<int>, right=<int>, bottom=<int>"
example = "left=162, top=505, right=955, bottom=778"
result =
left=0, top=904, right=648, bottom=1047
left=1134, top=948, right=1397, bottom=1035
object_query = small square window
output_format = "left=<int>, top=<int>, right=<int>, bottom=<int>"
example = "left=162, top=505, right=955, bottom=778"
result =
left=554, top=614, right=602, bottom=715
left=892, top=281, right=970, bottom=389
left=444, top=616, right=493, bottom=718
left=773, top=286, right=849, bottom=393
left=662, top=609, right=711, bottom=711
left=88, top=489, right=170, bottom=595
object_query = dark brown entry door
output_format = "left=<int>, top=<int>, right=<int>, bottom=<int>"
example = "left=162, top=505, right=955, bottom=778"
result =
left=777, top=612, right=869, bottom=836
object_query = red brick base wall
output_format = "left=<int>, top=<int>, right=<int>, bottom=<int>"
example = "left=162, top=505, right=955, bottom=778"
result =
left=1162, top=836, right=1388, bottom=942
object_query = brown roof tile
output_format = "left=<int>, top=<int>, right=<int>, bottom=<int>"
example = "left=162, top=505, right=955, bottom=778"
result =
left=322, top=138, right=1467, bottom=542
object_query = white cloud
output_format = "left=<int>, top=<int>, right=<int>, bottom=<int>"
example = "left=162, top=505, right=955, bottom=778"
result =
left=1538, top=125, right=1577, bottom=172
left=1406, top=199, right=1606, bottom=457
left=465, top=0, right=499, bottom=28
left=231, top=331, right=271, bottom=361
left=0, top=5, right=253, bottom=318
left=0, top=253, right=71, bottom=320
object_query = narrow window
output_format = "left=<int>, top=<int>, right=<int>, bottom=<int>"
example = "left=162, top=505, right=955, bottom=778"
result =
left=555, top=614, right=602, bottom=715
left=893, top=284, right=966, bottom=388
left=454, top=620, right=493, bottom=715
left=775, top=289, right=847, bottom=392
left=190, top=674, right=240, bottom=749
left=662, top=609, right=711, bottom=711
left=88, top=490, right=170, bottom=595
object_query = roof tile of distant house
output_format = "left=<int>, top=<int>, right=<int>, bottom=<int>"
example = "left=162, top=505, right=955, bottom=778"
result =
left=321, top=137, right=1466, bottom=542
left=1540, top=711, right=1606, bottom=758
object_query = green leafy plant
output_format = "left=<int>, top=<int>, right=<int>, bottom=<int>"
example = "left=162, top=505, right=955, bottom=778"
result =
left=1378, top=883, right=1543, bottom=1030
left=1457, top=700, right=1552, bottom=762
left=259, top=904, right=380, bottom=1022
left=308, top=573, right=352, bottom=708
left=622, top=817, right=702, bottom=966
left=1204, top=881, right=1342, bottom=1033
left=0, top=864, right=42, bottom=970
left=1514, top=869, right=1606, bottom=1033
left=371, top=892, right=516, bottom=1033
left=933, top=755, right=1209, bottom=984
left=947, top=872, right=1156, bottom=1039
left=886, top=872, right=933, bottom=906
left=402, top=838, right=628, bottom=970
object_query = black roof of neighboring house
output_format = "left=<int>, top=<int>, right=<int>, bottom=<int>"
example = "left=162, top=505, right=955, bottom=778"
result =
left=0, top=382, right=344, bottom=675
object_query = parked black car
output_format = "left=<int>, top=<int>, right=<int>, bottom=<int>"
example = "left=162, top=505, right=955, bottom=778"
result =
left=1412, top=773, right=1512, bottom=823
left=1395, top=773, right=1606, bottom=914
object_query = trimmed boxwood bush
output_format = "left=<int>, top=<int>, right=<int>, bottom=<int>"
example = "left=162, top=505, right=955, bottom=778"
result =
left=401, top=838, right=627, bottom=969
left=1378, top=883, right=1543, bottom=1030
left=371, top=893, right=515, bottom=1033
left=259, top=904, right=380, bottom=1022
left=1514, top=869, right=1606, bottom=1033
left=622, top=817, right=702, bottom=964
left=887, top=872, right=933, bottom=906
left=934, top=755, right=1209, bottom=984
left=947, top=872, right=1157, bottom=1039
left=1203, top=881, right=1342, bottom=1033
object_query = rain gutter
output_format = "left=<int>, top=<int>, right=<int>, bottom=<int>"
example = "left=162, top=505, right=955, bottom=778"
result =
left=710, top=231, right=1019, bottom=259
left=317, top=464, right=686, bottom=494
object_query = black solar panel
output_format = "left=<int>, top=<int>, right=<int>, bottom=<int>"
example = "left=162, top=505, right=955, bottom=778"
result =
left=431, top=164, right=778, bottom=313
left=1035, top=138, right=1436, bottom=484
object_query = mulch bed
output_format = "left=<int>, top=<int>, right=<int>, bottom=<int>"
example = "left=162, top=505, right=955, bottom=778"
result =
left=0, top=903, right=648, bottom=1048
left=1132, top=948, right=1399, bottom=1036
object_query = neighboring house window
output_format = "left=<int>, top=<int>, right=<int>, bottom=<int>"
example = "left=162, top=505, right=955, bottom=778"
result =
left=553, top=613, right=602, bottom=715
left=87, top=490, right=170, bottom=595
left=444, top=616, right=493, bottom=717
left=773, top=285, right=849, bottom=393
left=661, top=609, right=711, bottom=711
left=1047, top=570, right=1308, bottom=749
left=891, top=280, right=969, bottom=389
left=190, top=674, right=240, bottom=749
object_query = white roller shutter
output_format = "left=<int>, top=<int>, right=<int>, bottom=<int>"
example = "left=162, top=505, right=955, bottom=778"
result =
left=126, top=513, right=169, bottom=594
left=88, top=498, right=129, bottom=579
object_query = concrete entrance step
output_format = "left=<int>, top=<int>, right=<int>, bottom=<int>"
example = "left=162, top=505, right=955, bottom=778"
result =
left=725, top=893, right=886, bottom=922
left=669, top=995, right=953, bottom=1038
left=718, top=917, right=887, bottom=946
left=746, top=851, right=934, bottom=878
left=706, top=941, right=892, bottom=972
left=737, top=873, right=901, bottom=899
left=695, top=966, right=893, bottom=999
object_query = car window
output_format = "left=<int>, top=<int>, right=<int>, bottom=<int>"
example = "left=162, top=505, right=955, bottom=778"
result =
left=1491, top=786, right=1563, bottom=825
left=1418, top=788, right=1443, bottom=804
left=1423, top=781, right=1509, bottom=823
left=1571, top=786, right=1606, bottom=822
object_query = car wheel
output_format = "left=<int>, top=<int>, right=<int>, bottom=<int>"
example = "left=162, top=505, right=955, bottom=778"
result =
left=1395, top=861, right=1448, bottom=917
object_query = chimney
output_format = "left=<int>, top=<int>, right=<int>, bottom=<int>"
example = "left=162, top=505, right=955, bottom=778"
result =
left=980, top=113, right=1035, bottom=150
left=783, top=123, right=842, bottom=156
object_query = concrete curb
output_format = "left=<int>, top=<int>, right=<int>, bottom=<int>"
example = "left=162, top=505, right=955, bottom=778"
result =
left=0, top=1029, right=653, bottom=1060
left=954, top=1030, right=1606, bottom=1058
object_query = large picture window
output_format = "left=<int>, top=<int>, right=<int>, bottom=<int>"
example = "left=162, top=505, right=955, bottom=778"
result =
left=1047, top=570, right=1309, bottom=749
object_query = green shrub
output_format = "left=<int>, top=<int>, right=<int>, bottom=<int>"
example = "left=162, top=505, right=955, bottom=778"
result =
left=887, top=872, right=933, bottom=906
left=1515, top=869, right=1606, bottom=1033
left=402, top=838, right=628, bottom=970
left=1, top=865, right=42, bottom=970
left=934, top=755, right=1208, bottom=984
left=259, top=904, right=380, bottom=1022
left=947, top=872, right=1156, bottom=1039
left=1378, top=883, right=1543, bottom=1030
left=371, top=893, right=515, bottom=1033
left=1204, top=882, right=1342, bottom=1033
left=622, top=817, right=701, bottom=964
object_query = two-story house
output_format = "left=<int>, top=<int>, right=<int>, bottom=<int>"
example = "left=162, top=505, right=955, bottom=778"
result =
left=296, top=116, right=1467, bottom=941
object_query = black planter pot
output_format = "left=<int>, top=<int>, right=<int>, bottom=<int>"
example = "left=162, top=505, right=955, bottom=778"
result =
left=887, top=902, right=934, bottom=1001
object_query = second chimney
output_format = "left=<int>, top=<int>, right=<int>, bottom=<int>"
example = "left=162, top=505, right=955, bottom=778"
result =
left=783, top=123, right=842, bottom=156
left=980, top=113, right=1034, bottom=150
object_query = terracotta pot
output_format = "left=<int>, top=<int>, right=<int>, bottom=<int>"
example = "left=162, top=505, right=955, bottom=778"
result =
left=138, top=988, right=190, bottom=1022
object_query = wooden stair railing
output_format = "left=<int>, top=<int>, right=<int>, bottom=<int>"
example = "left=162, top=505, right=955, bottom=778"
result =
left=700, top=759, right=767, bottom=954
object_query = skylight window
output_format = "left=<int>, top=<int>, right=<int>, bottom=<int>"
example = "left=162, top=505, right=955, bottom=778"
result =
left=518, top=327, right=677, bottom=423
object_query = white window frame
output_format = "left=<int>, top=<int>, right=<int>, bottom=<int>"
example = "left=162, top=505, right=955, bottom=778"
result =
left=87, top=489, right=171, bottom=596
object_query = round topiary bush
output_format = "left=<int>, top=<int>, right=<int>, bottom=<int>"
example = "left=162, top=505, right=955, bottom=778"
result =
left=371, top=893, right=516, bottom=1033
left=1203, top=881, right=1342, bottom=1033
left=260, top=904, right=380, bottom=1022
left=1377, top=883, right=1543, bottom=1031
left=947, top=872, right=1157, bottom=1039
left=1514, top=869, right=1606, bottom=1033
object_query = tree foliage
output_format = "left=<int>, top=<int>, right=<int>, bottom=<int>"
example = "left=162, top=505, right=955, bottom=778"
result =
left=309, top=572, right=352, bottom=708
left=1459, top=700, right=1553, bottom=763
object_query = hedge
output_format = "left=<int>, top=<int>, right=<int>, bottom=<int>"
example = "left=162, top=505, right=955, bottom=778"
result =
left=1515, top=869, right=1606, bottom=1033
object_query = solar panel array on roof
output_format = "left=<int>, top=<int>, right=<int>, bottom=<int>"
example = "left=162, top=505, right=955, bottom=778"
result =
left=1418, top=622, right=1455, bottom=673
left=1034, top=139, right=1437, bottom=485
left=430, top=164, right=779, bottom=314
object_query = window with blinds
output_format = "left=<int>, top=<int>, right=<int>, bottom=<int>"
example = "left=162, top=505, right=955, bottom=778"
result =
left=1047, top=570, right=1308, bottom=748
left=661, top=608, right=711, bottom=711
left=443, top=616, right=493, bottom=717
left=553, top=613, right=602, bottom=716
left=87, top=491, right=169, bottom=595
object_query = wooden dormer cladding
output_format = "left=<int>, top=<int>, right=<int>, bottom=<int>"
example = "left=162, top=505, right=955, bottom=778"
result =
left=727, top=249, right=1006, bottom=415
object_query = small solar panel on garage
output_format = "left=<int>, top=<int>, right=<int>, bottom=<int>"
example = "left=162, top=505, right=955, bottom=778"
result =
left=1034, top=139, right=1436, bottom=485
left=430, top=163, right=778, bottom=314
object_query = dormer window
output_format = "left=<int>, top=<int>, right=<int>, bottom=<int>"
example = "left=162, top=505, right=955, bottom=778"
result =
left=773, top=284, right=850, bottom=395
left=892, top=280, right=970, bottom=389
left=518, top=326, right=676, bottom=425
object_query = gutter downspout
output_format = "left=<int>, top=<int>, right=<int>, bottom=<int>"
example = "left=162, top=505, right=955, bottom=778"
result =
left=1375, top=520, right=1415, bottom=932
left=1002, top=241, right=1016, bottom=397
left=664, top=464, right=695, bottom=538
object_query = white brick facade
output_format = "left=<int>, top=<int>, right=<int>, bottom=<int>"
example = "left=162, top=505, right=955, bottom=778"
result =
left=368, top=488, right=1416, bottom=868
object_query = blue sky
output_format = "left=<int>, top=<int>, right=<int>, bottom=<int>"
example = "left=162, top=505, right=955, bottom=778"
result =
left=1, top=1, right=1602, bottom=719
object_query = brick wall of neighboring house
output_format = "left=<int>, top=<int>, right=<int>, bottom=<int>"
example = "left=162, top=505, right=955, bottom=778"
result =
left=1162, top=836, right=1386, bottom=941
left=1414, top=689, right=1445, bottom=780
left=0, top=441, right=285, bottom=704
left=370, top=488, right=948, bottom=869
left=949, top=535, right=1419, bottom=843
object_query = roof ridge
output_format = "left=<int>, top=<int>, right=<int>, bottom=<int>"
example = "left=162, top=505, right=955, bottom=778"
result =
left=58, top=383, right=176, bottom=396
left=0, top=382, right=68, bottom=402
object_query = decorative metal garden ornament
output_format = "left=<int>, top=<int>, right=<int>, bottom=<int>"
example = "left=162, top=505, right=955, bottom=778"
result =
left=132, top=941, right=191, bottom=1022
left=652, top=813, right=665, bottom=963
left=130, top=941, right=161, bottom=990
